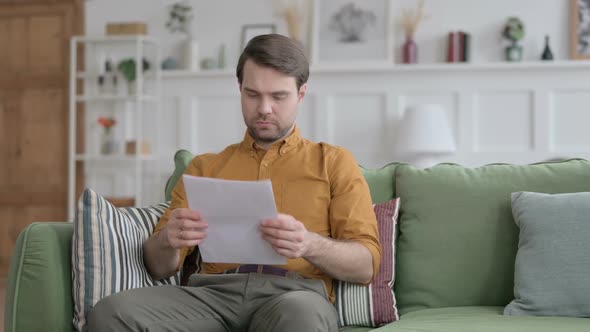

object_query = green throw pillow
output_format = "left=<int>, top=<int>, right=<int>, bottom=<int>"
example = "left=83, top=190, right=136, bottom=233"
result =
left=504, top=191, right=590, bottom=317
left=164, top=149, right=195, bottom=201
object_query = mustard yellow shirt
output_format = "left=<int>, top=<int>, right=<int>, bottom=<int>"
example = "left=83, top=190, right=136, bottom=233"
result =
left=154, top=125, right=381, bottom=301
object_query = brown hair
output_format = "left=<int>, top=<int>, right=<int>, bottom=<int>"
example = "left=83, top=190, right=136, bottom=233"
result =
left=236, top=34, right=309, bottom=90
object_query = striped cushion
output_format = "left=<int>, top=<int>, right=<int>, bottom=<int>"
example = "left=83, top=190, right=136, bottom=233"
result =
left=72, top=188, right=179, bottom=332
left=335, top=198, right=401, bottom=327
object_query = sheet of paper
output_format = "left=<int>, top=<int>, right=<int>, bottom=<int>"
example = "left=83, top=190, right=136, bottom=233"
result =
left=182, top=174, right=287, bottom=265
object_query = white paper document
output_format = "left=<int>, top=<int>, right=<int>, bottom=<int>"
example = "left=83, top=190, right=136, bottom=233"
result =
left=182, top=175, right=287, bottom=265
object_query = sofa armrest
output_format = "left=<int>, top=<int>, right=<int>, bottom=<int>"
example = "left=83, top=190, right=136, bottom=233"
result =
left=5, top=222, right=75, bottom=332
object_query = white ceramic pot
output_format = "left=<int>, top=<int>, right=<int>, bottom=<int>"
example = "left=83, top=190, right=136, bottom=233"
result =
left=183, top=39, right=200, bottom=71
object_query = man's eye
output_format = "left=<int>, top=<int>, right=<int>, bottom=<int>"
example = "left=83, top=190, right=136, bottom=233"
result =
left=247, top=93, right=258, bottom=98
left=273, top=95, right=286, bottom=100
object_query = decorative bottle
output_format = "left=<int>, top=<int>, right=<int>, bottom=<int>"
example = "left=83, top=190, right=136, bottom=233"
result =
left=403, top=37, right=418, bottom=64
left=541, top=35, right=554, bottom=61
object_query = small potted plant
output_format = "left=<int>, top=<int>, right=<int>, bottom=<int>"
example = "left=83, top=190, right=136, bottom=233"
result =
left=98, top=116, right=117, bottom=154
left=117, top=58, right=151, bottom=95
left=503, top=17, right=525, bottom=62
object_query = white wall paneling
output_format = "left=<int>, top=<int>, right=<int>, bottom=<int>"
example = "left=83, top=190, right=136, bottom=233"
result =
left=296, top=94, right=316, bottom=140
left=160, top=62, right=590, bottom=171
left=473, top=91, right=534, bottom=153
left=550, top=91, right=590, bottom=153
left=331, top=93, right=388, bottom=165
left=86, top=61, right=590, bottom=205
left=197, top=96, right=244, bottom=152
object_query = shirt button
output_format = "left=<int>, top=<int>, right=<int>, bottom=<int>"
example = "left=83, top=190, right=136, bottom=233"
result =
left=250, top=151, right=255, bottom=157
left=262, top=162, right=268, bottom=167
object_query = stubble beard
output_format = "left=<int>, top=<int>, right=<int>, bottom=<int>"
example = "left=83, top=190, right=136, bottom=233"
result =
left=248, top=122, right=294, bottom=144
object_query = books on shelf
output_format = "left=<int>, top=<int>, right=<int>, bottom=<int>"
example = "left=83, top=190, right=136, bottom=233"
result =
left=447, top=31, right=471, bottom=63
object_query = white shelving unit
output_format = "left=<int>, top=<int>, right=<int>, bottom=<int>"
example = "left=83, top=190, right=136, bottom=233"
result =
left=68, top=35, right=161, bottom=220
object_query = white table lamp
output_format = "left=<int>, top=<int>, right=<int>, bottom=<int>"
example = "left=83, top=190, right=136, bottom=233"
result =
left=394, top=104, right=456, bottom=168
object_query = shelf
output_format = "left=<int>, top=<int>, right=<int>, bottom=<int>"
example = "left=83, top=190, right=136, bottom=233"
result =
left=161, top=60, right=590, bottom=79
left=311, top=60, right=590, bottom=74
left=76, top=72, right=158, bottom=80
left=162, top=69, right=234, bottom=78
left=73, top=35, right=157, bottom=44
left=69, top=34, right=162, bottom=220
left=76, top=95, right=158, bottom=102
left=75, top=154, right=158, bottom=162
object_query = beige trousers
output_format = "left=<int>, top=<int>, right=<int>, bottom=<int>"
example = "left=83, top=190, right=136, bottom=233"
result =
left=88, top=273, right=338, bottom=332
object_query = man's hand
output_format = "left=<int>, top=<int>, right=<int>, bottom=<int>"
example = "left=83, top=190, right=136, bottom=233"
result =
left=163, top=208, right=209, bottom=249
left=259, top=213, right=374, bottom=284
left=145, top=208, right=207, bottom=279
left=259, top=214, right=314, bottom=259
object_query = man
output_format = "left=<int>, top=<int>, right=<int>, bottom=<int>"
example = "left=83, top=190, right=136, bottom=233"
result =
left=89, top=34, right=381, bottom=332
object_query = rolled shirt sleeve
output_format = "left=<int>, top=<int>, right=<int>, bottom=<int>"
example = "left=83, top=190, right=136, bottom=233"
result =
left=327, top=148, right=382, bottom=283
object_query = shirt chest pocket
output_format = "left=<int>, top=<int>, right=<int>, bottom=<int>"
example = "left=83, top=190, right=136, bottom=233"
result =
left=277, top=179, right=331, bottom=235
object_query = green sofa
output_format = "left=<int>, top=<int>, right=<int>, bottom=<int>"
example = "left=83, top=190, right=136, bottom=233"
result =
left=5, top=156, right=590, bottom=331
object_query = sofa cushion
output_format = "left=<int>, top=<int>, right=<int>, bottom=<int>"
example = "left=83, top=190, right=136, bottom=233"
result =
left=72, top=189, right=179, bottom=332
left=336, top=198, right=401, bottom=327
left=504, top=191, right=590, bottom=317
left=373, top=307, right=590, bottom=332
left=339, top=327, right=373, bottom=332
left=393, top=159, right=590, bottom=315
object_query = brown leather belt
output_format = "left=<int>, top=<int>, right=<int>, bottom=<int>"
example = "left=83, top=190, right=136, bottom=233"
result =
left=223, top=264, right=309, bottom=280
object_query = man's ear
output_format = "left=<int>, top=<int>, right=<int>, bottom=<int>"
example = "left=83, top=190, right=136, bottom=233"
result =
left=297, top=83, right=308, bottom=104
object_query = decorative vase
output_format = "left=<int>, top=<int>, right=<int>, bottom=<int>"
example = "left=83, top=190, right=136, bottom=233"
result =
left=183, top=38, right=200, bottom=71
left=217, top=44, right=226, bottom=69
left=506, top=44, right=523, bottom=62
left=403, top=37, right=418, bottom=64
left=127, top=81, right=137, bottom=96
left=541, top=35, right=554, bottom=61
left=100, top=128, right=116, bottom=155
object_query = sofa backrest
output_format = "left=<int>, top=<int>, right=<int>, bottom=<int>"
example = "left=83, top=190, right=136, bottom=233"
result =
left=361, top=163, right=399, bottom=204
left=393, top=160, right=590, bottom=315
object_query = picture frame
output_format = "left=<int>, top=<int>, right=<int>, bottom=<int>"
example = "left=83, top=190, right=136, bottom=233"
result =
left=570, top=0, right=590, bottom=59
left=241, top=24, right=277, bottom=50
left=311, top=0, right=394, bottom=65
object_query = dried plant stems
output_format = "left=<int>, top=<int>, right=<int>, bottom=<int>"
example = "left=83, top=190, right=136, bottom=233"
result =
left=272, top=0, right=307, bottom=41
left=401, top=0, right=426, bottom=39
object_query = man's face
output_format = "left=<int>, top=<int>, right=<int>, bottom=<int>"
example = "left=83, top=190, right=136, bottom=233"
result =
left=240, top=59, right=307, bottom=147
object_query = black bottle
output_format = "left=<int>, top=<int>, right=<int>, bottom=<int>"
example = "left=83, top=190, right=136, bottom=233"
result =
left=541, top=35, right=554, bottom=61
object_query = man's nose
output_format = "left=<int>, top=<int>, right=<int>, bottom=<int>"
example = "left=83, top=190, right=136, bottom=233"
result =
left=258, top=97, right=273, bottom=115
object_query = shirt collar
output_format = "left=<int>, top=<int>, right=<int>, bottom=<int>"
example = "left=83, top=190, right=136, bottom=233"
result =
left=241, top=124, right=302, bottom=152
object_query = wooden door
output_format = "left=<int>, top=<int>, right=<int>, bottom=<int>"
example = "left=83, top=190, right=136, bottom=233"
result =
left=0, top=0, right=84, bottom=277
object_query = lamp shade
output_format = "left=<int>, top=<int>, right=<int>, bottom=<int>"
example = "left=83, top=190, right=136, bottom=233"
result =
left=395, top=104, right=456, bottom=155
